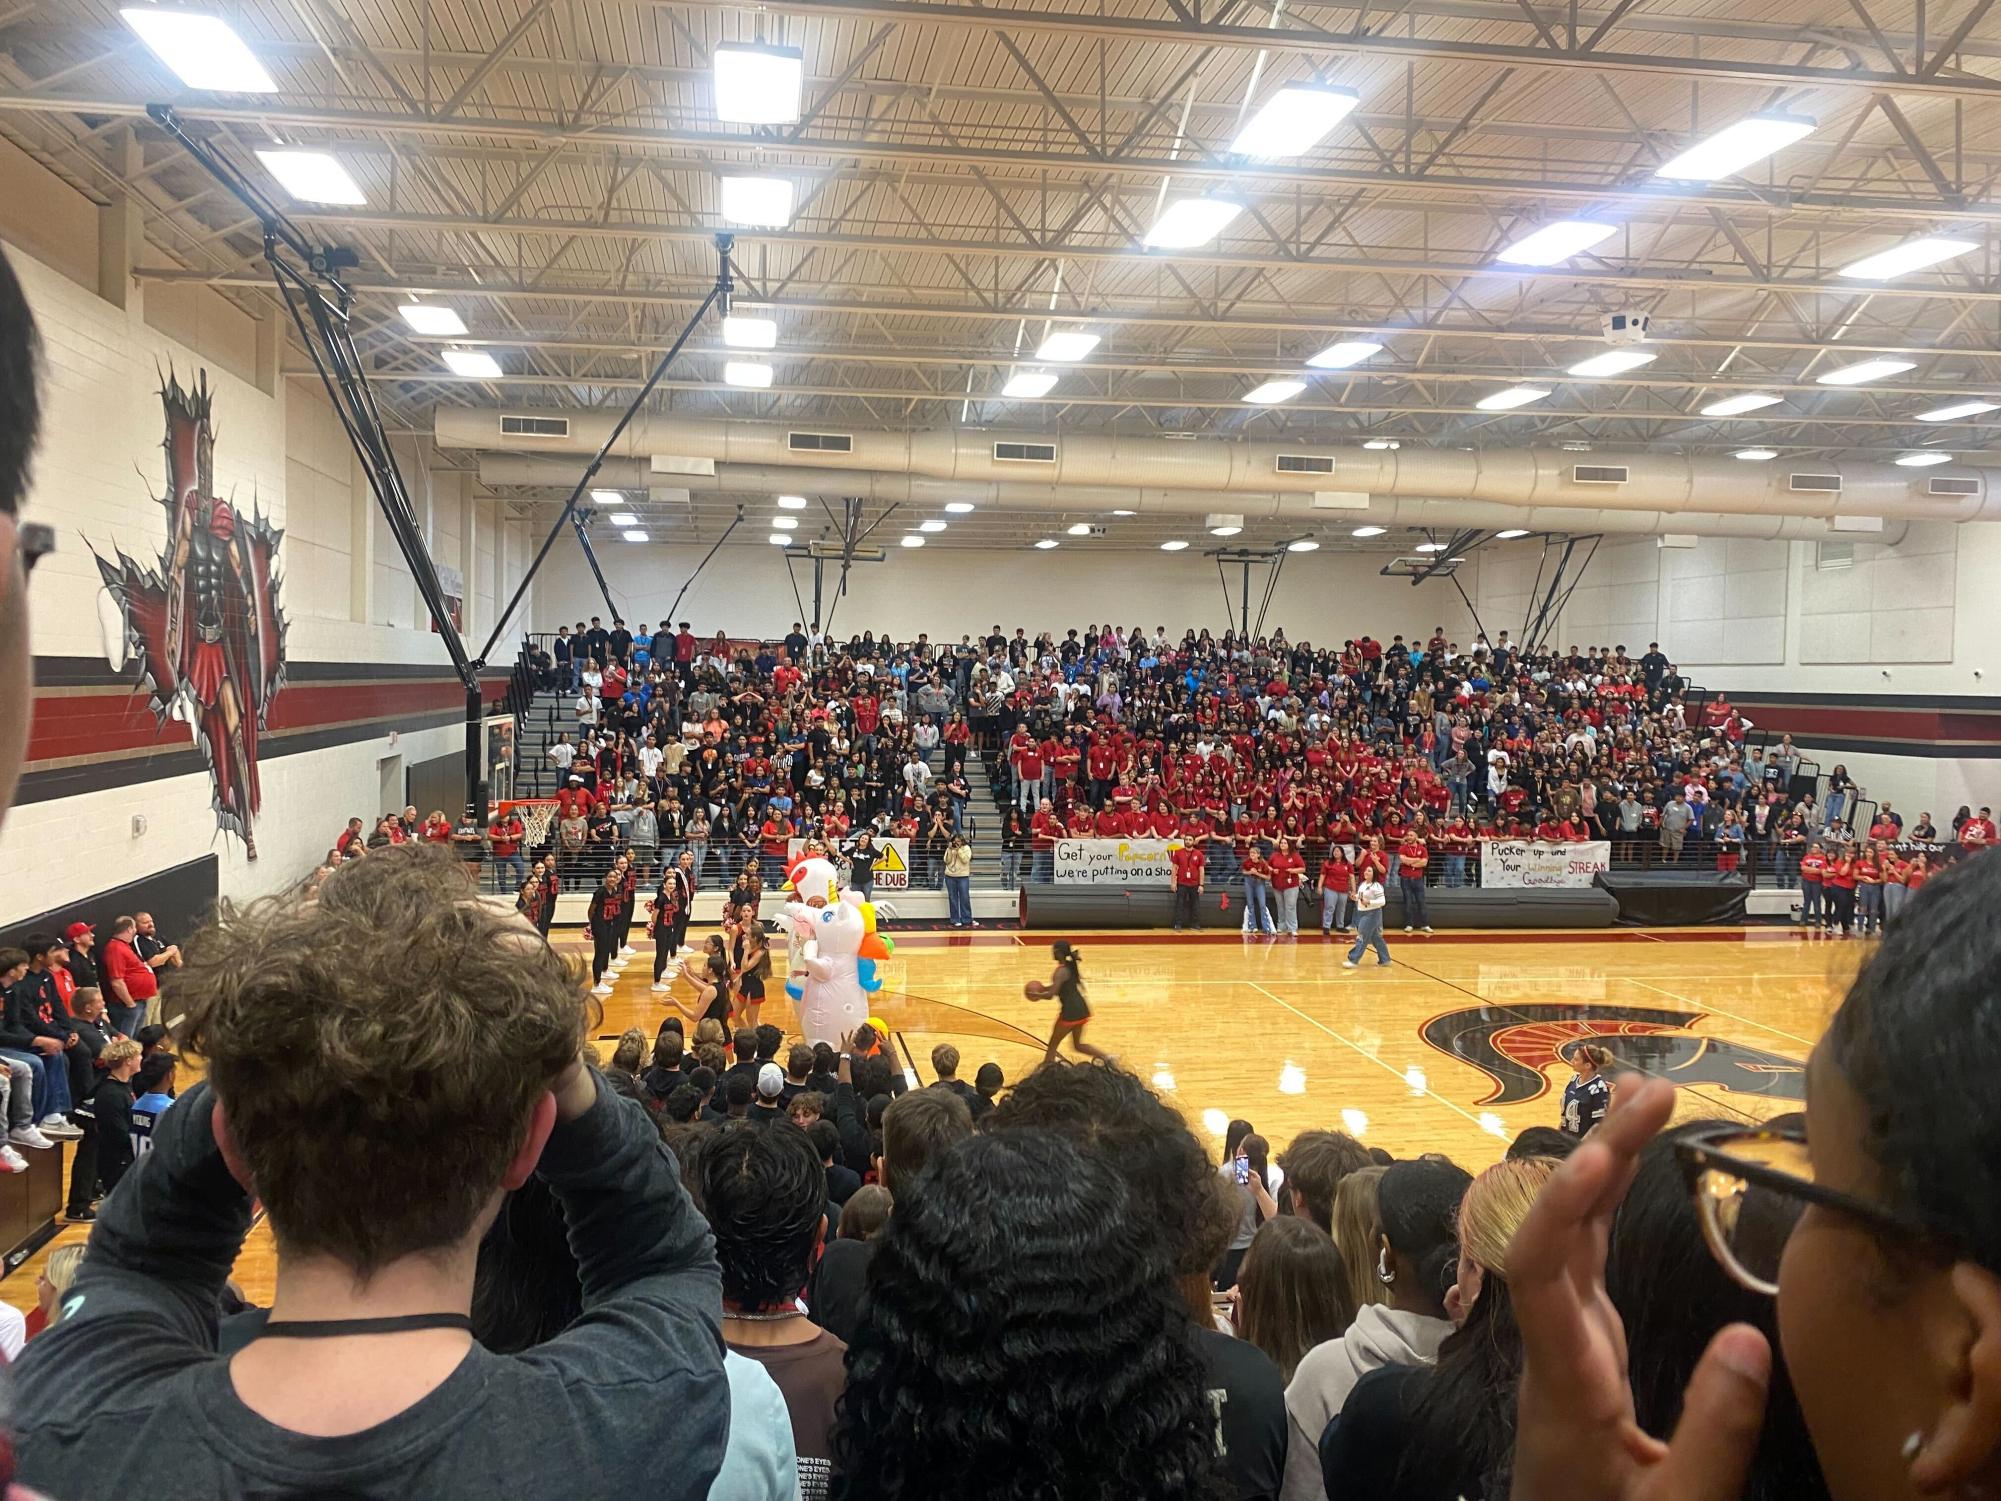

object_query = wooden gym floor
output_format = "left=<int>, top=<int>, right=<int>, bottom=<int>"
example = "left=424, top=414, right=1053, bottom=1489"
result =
left=0, top=922, right=1856, bottom=1316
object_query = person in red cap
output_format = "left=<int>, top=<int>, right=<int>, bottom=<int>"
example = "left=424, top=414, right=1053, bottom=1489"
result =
left=61, top=921, right=98, bottom=998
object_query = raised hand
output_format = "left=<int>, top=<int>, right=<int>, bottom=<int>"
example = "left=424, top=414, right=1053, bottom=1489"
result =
left=1509, top=1074, right=1772, bottom=1501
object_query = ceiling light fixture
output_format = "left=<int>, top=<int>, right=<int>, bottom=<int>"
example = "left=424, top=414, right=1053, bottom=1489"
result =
left=1700, top=392, right=1784, bottom=416
left=441, top=349, right=502, bottom=378
left=1361, top=437, right=1401, bottom=450
left=120, top=7, right=277, bottom=92
left=1210, top=525, right=1242, bottom=537
left=945, top=501, right=975, bottom=513
left=1896, top=451, right=1955, bottom=466
left=1035, top=538, right=1060, bottom=549
left=900, top=534, right=926, bottom=548
left=397, top=304, right=466, bottom=336
left=719, top=175, right=794, bottom=227
left=1916, top=399, right=2000, bottom=422
left=723, top=360, right=773, bottom=388
left=776, top=495, right=807, bottom=509
left=1567, top=349, right=1657, bottom=377
left=1160, top=539, right=1190, bottom=551
left=1144, top=196, right=1244, bottom=249
left=919, top=519, right=948, bottom=532
left=1351, top=525, right=1386, bottom=537
left=621, top=529, right=649, bottom=543
left=1493, top=219, right=1616, bottom=266
left=1229, top=84, right=1362, bottom=157
left=608, top=512, right=639, bottom=526
left=1287, top=539, right=1320, bottom=552
left=589, top=489, right=624, bottom=504
left=1653, top=112, right=1817, bottom=181
left=1495, top=528, right=1530, bottom=539
left=722, top=314, right=778, bottom=349
left=1307, top=339, right=1384, bottom=370
left=772, top=517, right=798, bottom=530
left=1111, top=509, right=1136, bottom=516
left=768, top=533, right=792, bottom=545
left=1734, top=448, right=1778, bottom=461
left=1035, top=331, right=1100, bottom=362
left=1815, top=357, right=1918, bottom=386
left=1066, top=522, right=1092, bottom=536
left=1414, top=542, right=1447, bottom=553
left=1242, top=378, right=1307, bottom=405
left=1002, top=370, right=1058, bottom=398
left=712, top=42, right=804, bottom=124
left=256, top=149, right=365, bottom=205
left=1838, top=236, right=1981, bottom=281
left=1475, top=385, right=1551, bottom=411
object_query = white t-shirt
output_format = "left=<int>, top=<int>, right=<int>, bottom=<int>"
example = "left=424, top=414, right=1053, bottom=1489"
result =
left=1355, top=880, right=1386, bottom=913
left=548, top=742, right=575, bottom=769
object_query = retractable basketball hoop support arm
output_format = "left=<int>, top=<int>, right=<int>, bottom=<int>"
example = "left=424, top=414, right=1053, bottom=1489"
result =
left=1520, top=534, right=1602, bottom=657
left=149, top=105, right=735, bottom=828
left=1211, top=546, right=1290, bottom=640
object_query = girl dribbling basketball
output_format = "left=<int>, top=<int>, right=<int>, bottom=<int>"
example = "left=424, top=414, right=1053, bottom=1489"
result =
left=1026, top=940, right=1112, bottom=1065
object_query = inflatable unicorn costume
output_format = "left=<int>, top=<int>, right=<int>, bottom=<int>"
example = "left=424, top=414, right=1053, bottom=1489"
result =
left=780, top=854, right=894, bottom=1046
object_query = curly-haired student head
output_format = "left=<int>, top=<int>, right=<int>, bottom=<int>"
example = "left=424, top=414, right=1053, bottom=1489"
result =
left=832, top=1129, right=1219, bottom=1500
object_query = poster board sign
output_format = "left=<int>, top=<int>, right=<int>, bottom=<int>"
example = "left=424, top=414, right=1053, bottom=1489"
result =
left=1052, top=837, right=1178, bottom=887
left=1480, top=839, right=1612, bottom=889
left=789, top=836, right=912, bottom=891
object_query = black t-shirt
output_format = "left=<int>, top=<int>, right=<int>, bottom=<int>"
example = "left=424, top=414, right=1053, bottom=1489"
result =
left=1191, top=1326, right=1287, bottom=1501
left=807, top=1236, right=876, bottom=1347
left=785, top=632, right=809, bottom=659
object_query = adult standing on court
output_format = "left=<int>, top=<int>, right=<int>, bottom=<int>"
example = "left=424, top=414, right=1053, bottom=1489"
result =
left=1343, top=874, right=1391, bottom=969
left=1170, top=837, right=1205, bottom=931
left=1241, top=844, right=1276, bottom=937
left=1797, top=840, right=1826, bottom=928
left=1396, top=826, right=1433, bottom=935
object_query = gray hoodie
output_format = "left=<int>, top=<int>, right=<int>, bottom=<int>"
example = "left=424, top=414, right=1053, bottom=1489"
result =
left=1278, top=1302, right=1455, bottom=1501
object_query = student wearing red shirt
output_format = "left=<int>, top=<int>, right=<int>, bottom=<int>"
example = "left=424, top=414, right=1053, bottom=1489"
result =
left=1318, top=848, right=1355, bottom=936
left=758, top=812, right=794, bottom=883
left=1087, top=738, right=1119, bottom=808
left=1438, top=816, right=1474, bottom=889
left=1880, top=844, right=1911, bottom=925
left=1011, top=736, right=1046, bottom=813
left=1855, top=845, right=1886, bottom=936
left=1240, top=846, right=1276, bottom=936
left=1030, top=804, right=1063, bottom=883
left=1356, top=835, right=1390, bottom=888
left=1396, top=831, right=1434, bottom=934
left=1824, top=844, right=1859, bottom=935
left=1170, top=840, right=1206, bottom=932
left=1067, top=805, right=1098, bottom=838
left=489, top=807, right=527, bottom=891
left=1963, top=807, right=1998, bottom=847
left=1268, top=839, right=1307, bottom=935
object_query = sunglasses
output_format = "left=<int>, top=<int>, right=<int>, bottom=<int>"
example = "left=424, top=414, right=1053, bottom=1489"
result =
left=1673, top=1124, right=1952, bottom=1295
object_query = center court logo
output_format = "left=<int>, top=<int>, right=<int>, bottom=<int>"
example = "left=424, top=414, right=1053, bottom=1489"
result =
left=1420, top=1002, right=1806, bottom=1107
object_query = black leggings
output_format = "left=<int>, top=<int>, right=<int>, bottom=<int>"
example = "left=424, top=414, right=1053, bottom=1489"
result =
left=592, top=926, right=617, bottom=982
left=654, top=931, right=676, bottom=982
left=1829, top=885, right=1857, bottom=932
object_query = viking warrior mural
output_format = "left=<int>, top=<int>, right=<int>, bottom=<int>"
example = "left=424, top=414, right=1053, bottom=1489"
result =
left=93, top=371, right=287, bottom=859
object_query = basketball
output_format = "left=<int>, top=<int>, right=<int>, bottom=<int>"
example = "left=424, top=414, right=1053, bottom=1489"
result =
left=1023, top=980, right=1047, bottom=1001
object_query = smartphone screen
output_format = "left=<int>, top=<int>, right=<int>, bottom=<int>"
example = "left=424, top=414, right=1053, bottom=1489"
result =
left=1233, top=1157, right=1250, bottom=1185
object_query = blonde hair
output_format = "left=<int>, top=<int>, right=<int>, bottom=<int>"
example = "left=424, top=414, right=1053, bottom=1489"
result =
left=694, top=1018, right=728, bottom=1050
left=1331, top=1164, right=1389, bottom=1315
left=1461, top=1156, right=1559, bottom=1276
left=43, top=1242, right=86, bottom=1299
left=101, top=1038, right=142, bottom=1069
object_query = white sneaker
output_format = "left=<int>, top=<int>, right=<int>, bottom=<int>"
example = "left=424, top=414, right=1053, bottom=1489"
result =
left=1403, top=925, right=1414, bottom=933
left=40, top=1117, right=81, bottom=1140
left=1342, top=959, right=1359, bottom=970
left=8, top=1125, right=52, bottom=1150
left=619, top=945, right=636, bottom=958
left=1421, top=926, right=1435, bottom=934
left=650, top=982, right=670, bottom=994
left=0, top=1145, right=26, bottom=1173
left=592, top=982, right=614, bottom=996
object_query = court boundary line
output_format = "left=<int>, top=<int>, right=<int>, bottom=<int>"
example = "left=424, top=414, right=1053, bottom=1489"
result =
left=1626, top=977, right=1820, bottom=1048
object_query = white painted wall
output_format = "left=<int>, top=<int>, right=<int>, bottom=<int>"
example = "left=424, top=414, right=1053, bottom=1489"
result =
left=0, top=234, right=534, bottom=919
left=530, top=539, right=1484, bottom=647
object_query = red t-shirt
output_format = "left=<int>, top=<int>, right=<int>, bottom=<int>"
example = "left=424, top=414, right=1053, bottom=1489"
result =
left=1321, top=858, right=1353, bottom=894
left=1799, top=853, right=1826, bottom=884
left=1397, top=838, right=1429, bottom=877
left=103, top=937, right=158, bottom=1002
left=1170, top=844, right=1206, bottom=888
left=1269, top=850, right=1306, bottom=891
left=489, top=815, right=524, bottom=857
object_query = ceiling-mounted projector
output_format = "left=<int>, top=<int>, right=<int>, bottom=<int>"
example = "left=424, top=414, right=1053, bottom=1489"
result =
left=1601, top=311, right=1651, bottom=345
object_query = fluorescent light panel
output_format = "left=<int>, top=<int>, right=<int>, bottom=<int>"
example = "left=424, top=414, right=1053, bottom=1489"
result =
left=1351, top=525, right=1386, bottom=537
left=608, top=512, right=639, bottom=526
left=589, top=489, right=624, bottom=504
left=713, top=43, right=804, bottom=125
left=1495, top=528, right=1529, bottom=539
left=1306, top=339, right=1383, bottom=370
left=1653, top=113, right=1816, bottom=181
left=1144, top=197, right=1243, bottom=249
left=397, top=304, right=465, bottom=336
left=1494, top=219, right=1616, bottom=266
left=1816, top=357, right=1917, bottom=386
left=1475, top=385, right=1550, bottom=411
left=1414, top=542, right=1447, bottom=552
left=1567, top=349, right=1657, bottom=377
left=1229, top=84, right=1361, bottom=158
left=120, top=7, right=277, bottom=92
left=900, top=534, right=926, bottom=548
left=622, top=529, right=649, bottom=542
left=1035, top=539, right=1060, bottom=549
left=918, top=519, right=948, bottom=533
left=1243, top=379, right=1306, bottom=405
left=1035, top=331, right=1100, bottom=362
left=1210, top=525, right=1242, bottom=537
left=256, top=149, right=364, bottom=205
left=776, top=495, right=807, bottom=509
left=1896, top=451, right=1955, bottom=466
left=768, top=533, right=792, bottom=545
left=772, top=517, right=798, bottom=530
left=1916, top=400, right=1999, bottom=422
left=1066, top=522, right=1092, bottom=535
left=441, top=349, right=501, bottom=378
left=1002, top=371, right=1058, bottom=398
left=723, top=360, right=773, bottom=388
left=1699, top=392, right=1783, bottom=416
left=722, top=314, right=778, bottom=349
left=1160, top=540, right=1189, bottom=551
left=1287, top=539, right=1320, bottom=552
left=944, top=501, right=975, bottom=513
left=1361, top=438, right=1400, bottom=450
left=1733, top=449, right=1777, bottom=461
left=720, top=175, right=793, bottom=227
left=1838, top=236, right=1980, bottom=281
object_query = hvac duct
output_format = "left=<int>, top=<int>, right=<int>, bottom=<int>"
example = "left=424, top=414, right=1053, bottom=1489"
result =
left=438, top=410, right=2001, bottom=524
left=475, top=456, right=1906, bottom=541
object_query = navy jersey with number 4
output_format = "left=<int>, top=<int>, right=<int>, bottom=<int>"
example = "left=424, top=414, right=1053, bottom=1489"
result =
left=1561, top=1074, right=1611, bottom=1137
